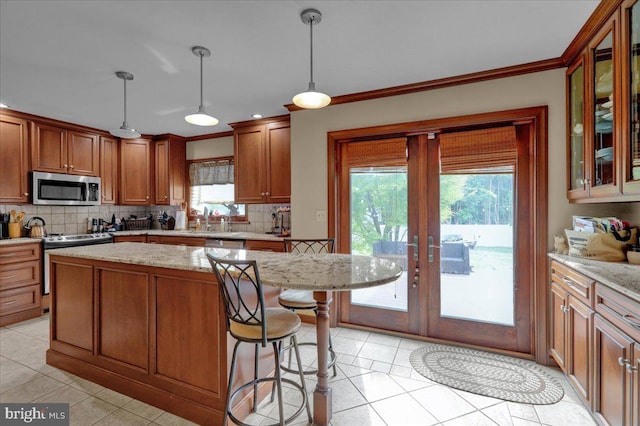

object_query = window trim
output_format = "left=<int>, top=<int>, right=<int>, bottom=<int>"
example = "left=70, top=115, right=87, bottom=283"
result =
left=186, top=156, right=248, bottom=222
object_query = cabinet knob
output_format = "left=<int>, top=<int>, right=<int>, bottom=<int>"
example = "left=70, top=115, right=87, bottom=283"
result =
left=23, top=192, right=29, bottom=196
left=619, top=357, right=630, bottom=367
left=265, top=192, right=269, bottom=196
left=69, top=165, right=74, bottom=169
left=261, top=192, right=265, bottom=196
left=64, top=164, right=68, bottom=168
left=164, top=196, right=168, bottom=199
left=146, top=195, right=149, bottom=199
left=627, top=363, right=638, bottom=374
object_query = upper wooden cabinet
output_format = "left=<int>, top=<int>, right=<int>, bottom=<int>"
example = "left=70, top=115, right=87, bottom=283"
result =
left=100, top=136, right=118, bottom=205
left=0, top=114, right=30, bottom=203
left=232, top=116, right=291, bottom=204
left=119, top=138, right=152, bottom=205
left=154, top=136, right=186, bottom=206
left=567, top=1, right=640, bottom=202
left=31, top=122, right=99, bottom=176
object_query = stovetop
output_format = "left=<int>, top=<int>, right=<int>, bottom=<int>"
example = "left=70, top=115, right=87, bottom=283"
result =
left=43, top=233, right=113, bottom=246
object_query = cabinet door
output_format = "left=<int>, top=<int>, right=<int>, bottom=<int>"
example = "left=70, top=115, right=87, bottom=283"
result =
left=567, top=58, right=588, bottom=200
left=265, top=122, right=291, bottom=203
left=589, top=17, right=622, bottom=198
left=593, top=314, right=634, bottom=426
left=0, top=115, right=30, bottom=203
left=235, top=125, right=266, bottom=203
left=100, top=136, right=118, bottom=205
left=155, top=139, right=170, bottom=205
left=67, top=130, right=99, bottom=176
left=622, top=0, right=640, bottom=196
left=32, top=122, right=67, bottom=173
left=550, top=282, right=567, bottom=371
left=120, top=139, right=151, bottom=205
left=567, top=295, right=593, bottom=405
left=634, top=344, right=640, bottom=426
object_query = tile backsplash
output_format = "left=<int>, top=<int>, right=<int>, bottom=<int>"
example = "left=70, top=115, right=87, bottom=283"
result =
left=0, top=203, right=289, bottom=236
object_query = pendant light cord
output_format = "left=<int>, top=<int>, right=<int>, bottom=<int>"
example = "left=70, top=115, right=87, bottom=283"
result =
left=199, top=51, right=204, bottom=109
left=122, top=77, right=128, bottom=127
left=309, top=15, right=314, bottom=85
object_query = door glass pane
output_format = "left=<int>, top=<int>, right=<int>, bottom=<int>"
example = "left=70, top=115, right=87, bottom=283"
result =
left=630, top=2, right=640, bottom=181
left=440, top=172, right=514, bottom=326
left=569, top=64, right=585, bottom=190
left=593, top=31, right=614, bottom=187
left=350, top=166, right=408, bottom=311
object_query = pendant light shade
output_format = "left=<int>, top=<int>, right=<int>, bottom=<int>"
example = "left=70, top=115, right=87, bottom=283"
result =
left=110, top=71, right=141, bottom=139
left=292, top=8, right=331, bottom=109
left=185, top=46, right=219, bottom=126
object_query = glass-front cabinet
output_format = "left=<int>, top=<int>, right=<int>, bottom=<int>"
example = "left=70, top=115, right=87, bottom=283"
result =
left=566, top=3, right=640, bottom=202
left=624, top=0, right=640, bottom=195
left=567, top=59, right=586, bottom=199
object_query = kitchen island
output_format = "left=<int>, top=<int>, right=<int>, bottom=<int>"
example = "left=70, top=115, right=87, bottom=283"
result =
left=46, top=242, right=402, bottom=425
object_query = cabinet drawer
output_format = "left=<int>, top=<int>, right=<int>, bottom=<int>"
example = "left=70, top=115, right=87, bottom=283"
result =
left=0, top=243, right=41, bottom=265
left=0, top=260, right=41, bottom=290
left=245, top=240, right=284, bottom=252
left=595, top=283, right=640, bottom=342
left=0, top=285, right=41, bottom=315
left=160, top=236, right=206, bottom=247
left=551, top=260, right=595, bottom=306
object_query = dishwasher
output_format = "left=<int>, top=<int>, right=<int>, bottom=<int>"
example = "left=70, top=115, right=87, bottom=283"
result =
left=205, top=239, right=245, bottom=249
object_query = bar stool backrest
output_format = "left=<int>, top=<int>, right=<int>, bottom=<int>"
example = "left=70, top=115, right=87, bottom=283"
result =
left=283, top=238, right=335, bottom=254
left=207, top=254, right=268, bottom=347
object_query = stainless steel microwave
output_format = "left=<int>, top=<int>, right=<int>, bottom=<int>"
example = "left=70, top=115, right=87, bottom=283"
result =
left=31, top=171, right=101, bottom=206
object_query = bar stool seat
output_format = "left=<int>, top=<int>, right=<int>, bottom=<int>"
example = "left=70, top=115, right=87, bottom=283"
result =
left=278, top=289, right=317, bottom=310
left=230, top=308, right=301, bottom=341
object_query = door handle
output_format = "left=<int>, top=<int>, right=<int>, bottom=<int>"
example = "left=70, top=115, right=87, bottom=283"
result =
left=428, top=236, right=440, bottom=263
left=406, top=235, right=418, bottom=261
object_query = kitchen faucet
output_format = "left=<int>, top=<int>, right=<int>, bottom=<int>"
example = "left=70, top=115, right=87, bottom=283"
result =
left=203, top=207, right=210, bottom=231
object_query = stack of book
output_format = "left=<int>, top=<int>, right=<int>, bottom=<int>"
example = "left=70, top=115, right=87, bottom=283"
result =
left=572, top=216, right=629, bottom=233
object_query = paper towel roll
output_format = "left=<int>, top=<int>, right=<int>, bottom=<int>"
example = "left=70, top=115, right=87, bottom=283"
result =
left=175, top=210, right=187, bottom=230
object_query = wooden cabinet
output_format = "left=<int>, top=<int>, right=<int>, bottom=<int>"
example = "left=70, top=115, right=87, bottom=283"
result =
left=566, top=1, right=640, bottom=201
left=113, top=235, right=147, bottom=243
left=233, top=117, right=291, bottom=204
left=0, top=242, right=42, bottom=326
left=154, top=136, right=186, bottom=206
left=593, top=283, right=640, bottom=426
left=100, top=136, right=118, bottom=205
left=245, top=239, right=285, bottom=252
left=32, top=122, right=99, bottom=176
left=0, top=114, right=30, bottom=203
left=119, top=138, right=152, bottom=205
left=549, top=261, right=595, bottom=405
left=149, top=235, right=206, bottom=246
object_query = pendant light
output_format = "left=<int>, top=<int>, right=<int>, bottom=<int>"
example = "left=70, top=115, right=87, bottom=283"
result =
left=185, top=46, right=219, bottom=126
left=292, top=8, right=331, bottom=109
left=110, top=71, right=141, bottom=139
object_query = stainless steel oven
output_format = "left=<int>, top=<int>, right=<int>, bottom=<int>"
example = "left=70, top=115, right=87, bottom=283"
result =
left=43, top=233, right=113, bottom=295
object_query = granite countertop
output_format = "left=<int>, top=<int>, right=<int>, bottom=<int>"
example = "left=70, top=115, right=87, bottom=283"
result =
left=549, top=253, right=640, bottom=303
left=112, top=230, right=284, bottom=242
left=0, top=237, right=42, bottom=246
left=47, top=242, right=403, bottom=291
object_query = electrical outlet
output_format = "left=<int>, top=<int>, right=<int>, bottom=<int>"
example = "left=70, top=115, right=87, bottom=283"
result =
left=315, top=210, right=327, bottom=222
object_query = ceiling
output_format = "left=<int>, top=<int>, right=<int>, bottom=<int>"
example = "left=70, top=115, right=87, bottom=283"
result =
left=0, top=0, right=600, bottom=137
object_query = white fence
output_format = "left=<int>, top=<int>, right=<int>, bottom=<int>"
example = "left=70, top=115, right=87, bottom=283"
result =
left=441, top=224, right=513, bottom=248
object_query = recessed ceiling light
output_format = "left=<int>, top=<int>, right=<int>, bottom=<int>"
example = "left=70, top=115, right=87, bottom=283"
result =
left=0, top=103, right=9, bottom=108
left=251, top=113, right=263, bottom=119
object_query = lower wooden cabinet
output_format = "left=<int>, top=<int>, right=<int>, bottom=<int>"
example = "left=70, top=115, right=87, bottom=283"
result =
left=245, top=239, right=284, bottom=252
left=112, top=235, right=147, bottom=243
left=551, top=259, right=640, bottom=426
left=0, top=242, right=42, bottom=326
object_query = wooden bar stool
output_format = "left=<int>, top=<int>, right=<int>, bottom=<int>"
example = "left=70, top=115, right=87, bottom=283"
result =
left=207, top=254, right=312, bottom=426
left=278, top=238, right=338, bottom=377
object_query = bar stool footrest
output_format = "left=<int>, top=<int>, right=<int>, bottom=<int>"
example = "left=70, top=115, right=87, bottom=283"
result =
left=280, top=341, right=337, bottom=375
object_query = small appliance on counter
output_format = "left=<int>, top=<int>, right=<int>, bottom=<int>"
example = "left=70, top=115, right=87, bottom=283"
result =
left=0, top=212, right=9, bottom=239
left=24, top=216, right=47, bottom=238
left=271, top=206, right=291, bottom=236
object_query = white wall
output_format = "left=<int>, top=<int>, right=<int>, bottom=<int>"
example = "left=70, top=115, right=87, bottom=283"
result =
left=186, top=136, right=233, bottom=160
left=290, top=69, right=630, bottom=247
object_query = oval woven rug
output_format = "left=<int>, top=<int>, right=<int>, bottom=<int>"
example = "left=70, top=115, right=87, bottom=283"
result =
left=410, top=343, right=564, bottom=404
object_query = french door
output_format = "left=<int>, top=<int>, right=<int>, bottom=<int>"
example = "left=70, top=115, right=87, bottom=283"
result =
left=337, top=129, right=532, bottom=353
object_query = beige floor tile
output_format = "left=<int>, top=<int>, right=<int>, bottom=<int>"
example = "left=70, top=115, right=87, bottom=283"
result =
left=94, top=387, right=134, bottom=407
left=534, top=400, right=597, bottom=426
left=454, top=388, right=503, bottom=409
left=389, top=364, right=413, bottom=378
left=366, top=332, right=401, bottom=348
left=152, top=411, right=201, bottom=425
left=388, top=375, right=434, bottom=392
left=332, top=403, right=387, bottom=426
left=481, top=402, right=515, bottom=426
left=32, top=383, right=91, bottom=405
left=122, top=399, right=165, bottom=421
left=322, top=378, right=368, bottom=412
left=353, top=356, right=374, bottom=369
left=68, top=376, right=106, bottom=395
left=334, top=328, right=370, bottom=341
left=512, top=418, right=542, bottom=426
left=411, top=385, right=476, bottom=422
left=370, top=360, right=392, bottom=373
left=350, top=371, right=407, bottom=402
left=392, top=347, right=414, bottom=368
left=92, top=408, right=152, bottom=426
left=0, top=361, right=42, bottom=393
left=371, top=393, right=439, bottom=426
left=69, top=396, right=119, bottom=426
left=507, top=402, right=540, bottom=422
left=0, top=374, right=65, bottom=402
left=331, top=336, right=366, bottom=356
left=442, top=410, right=498, bottom=426
left=357, top=341, right=398, bottom=364
left=335, top=362, right=372, bottom=379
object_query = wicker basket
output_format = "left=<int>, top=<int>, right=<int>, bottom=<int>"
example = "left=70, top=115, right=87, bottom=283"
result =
left=124, top=218, right=151, bottom=230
